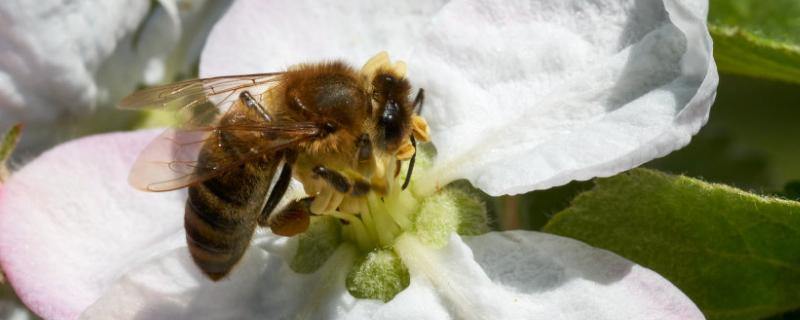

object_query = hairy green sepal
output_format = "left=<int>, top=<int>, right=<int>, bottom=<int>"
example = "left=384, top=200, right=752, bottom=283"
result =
left=346, top=250, right=410, bottom=302
left=290, top=216, right=342, bottom=274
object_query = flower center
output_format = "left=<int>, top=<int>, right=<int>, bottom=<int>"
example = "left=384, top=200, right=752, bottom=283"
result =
left=288, top=143, right=490, bottom=301
left=328, top=162, right=421, bottom=251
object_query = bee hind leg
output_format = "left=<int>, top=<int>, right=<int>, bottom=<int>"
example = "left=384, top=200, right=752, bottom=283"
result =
left=258, top=155, right=295, bottom=226
left=268, top=197, right=313, bottom=236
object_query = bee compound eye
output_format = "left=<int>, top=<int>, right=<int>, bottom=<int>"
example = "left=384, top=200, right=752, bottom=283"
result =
left=379, top=100, right=399, bottom=125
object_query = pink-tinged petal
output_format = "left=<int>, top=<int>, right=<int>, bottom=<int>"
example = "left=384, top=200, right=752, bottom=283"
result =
left=0, top=130, right=186, bottom=319
left=81, top=237, right=360, bottom=319
left=199, top=0, right=449, bottom=77
left=411, top=0, right=718, bottom=196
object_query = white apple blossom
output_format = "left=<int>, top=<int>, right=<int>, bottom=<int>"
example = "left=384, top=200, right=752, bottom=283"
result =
left=0, top=0, right=229, bottom=156
left=0, top=0, right=717, bottom=319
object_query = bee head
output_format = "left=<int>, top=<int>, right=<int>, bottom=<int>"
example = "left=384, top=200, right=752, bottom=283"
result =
left=371, top=72, right=412, bottom=153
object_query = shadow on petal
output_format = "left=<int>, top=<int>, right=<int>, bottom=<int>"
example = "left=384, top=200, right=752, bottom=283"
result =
left=466, top=231, right=633, bottom=294
left=463, top=231, right=704, bottom=319
left=392, top=232, right=702, bottom=319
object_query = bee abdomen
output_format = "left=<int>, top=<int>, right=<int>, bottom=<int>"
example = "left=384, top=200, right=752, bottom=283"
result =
left=184, top=196, right=256, bottom=281
left=184, top=129, right=278, bottom=280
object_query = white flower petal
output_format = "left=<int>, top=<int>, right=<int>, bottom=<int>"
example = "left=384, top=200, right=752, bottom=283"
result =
left=0, top=1, right=227, bottom=154
left=80, top=231, right=700, bottom=319
left=0, top=130, right=186, bottom=319
left=411, top=0, right=718, bottom=196
left=467, top=232, right=702, bottom=319
left=81, top=238, right=359, bottom=320
left=199, top=0, right=448, bottom=77
left=390, top=232, right=702, bottom=319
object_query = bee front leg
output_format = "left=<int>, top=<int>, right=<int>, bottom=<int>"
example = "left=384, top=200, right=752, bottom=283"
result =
left=309, top=165, right=379, bottom=214
left=312, top=165, right=374, bottom=196
left=312, top=166, right=351, bottom=193
left=308, top=166, right=348, bottom=214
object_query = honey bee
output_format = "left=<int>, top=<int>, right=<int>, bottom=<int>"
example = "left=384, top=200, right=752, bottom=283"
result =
left=121, top=52, right=430, bottom=280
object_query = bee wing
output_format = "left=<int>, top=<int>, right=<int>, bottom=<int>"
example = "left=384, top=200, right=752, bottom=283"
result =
left=119, top=73, right=283, bottom=129
left=130, top=122, right=320, bottom=192
left=123, top=72, right=319, bottom=192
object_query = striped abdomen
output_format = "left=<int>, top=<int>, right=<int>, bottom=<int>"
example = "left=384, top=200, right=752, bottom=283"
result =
left=185, top=129, right=279, bottom=280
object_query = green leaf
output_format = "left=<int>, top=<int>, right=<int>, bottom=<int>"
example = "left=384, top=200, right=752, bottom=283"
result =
left=709, top=0, right=800, bottom=84
left=0, top=124, right=23, bottom=181
left=544, top=169, right=800, bottom=320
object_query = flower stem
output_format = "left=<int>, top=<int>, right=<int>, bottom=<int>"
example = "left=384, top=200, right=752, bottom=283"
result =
left=500, top=196, right=521, bottom=230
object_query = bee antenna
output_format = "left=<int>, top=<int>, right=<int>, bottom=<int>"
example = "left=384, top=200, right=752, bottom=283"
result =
left=401, top=135, right=417, bottom=190
left=412, top=88, right=425, bottom=114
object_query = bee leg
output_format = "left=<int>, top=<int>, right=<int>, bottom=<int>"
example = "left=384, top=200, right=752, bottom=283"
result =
left=350, top=178, right=371, bottom=196
left=258, top=156, right=294, bottom=226
left=313, top=165, right=381, bottom=197
left=412, top=88, right=425, bottom=114
left=312, top=165, right=352, bottom=194
left=268, top=197, right=313, bottom=236
left=239, top=91, right=272, bottom=122
left=310, top=186, right=336, bottom=214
